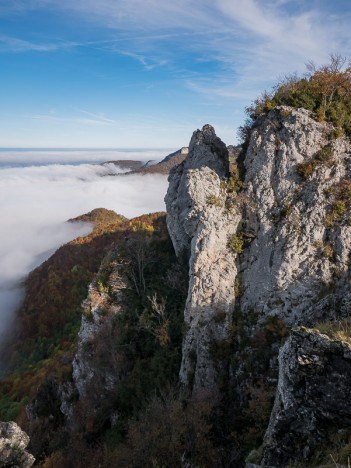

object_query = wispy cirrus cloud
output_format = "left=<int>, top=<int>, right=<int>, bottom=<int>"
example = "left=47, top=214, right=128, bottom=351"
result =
left=117, top=50, right=168, bottom=71
left=3, top=1, right=351, bottom=64
left=22, top=111, right=118, bottom=127
left=2, top=0, right=351, bottom=146
left=79, top=110, right=118, bottom=124
left=3, top=1, right=349, bottom=82
left=186, top=79, right=253, bottom=100
left=29, top=0, right=350, bottom=96
left=216, top=0, right=330, bottom=63
left=17, top=111, right=192, bottom=132
left=0, top=33, right=167, bottom=75
left=0, top=0, right=48, bottom=16
left=0, top=35, right=80, bottom=52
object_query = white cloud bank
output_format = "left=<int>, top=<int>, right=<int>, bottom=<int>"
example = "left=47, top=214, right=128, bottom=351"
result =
left=0, top=148, right=169, bottom=166
left=0, top=151, right=169, bottom=341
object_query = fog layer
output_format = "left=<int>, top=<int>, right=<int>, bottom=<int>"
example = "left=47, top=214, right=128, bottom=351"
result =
left=0, top=151, right=169, bottom=340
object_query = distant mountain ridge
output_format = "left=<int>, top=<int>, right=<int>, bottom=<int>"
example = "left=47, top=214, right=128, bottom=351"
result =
left=102, top=147, right=189, bottom=176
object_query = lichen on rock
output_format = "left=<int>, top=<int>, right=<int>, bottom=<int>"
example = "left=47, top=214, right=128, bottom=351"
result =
left=0, top=421, right=35, bottom=467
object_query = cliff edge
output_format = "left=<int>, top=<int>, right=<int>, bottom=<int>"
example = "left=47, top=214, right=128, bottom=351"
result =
left=165, top=124, right=241, bottom=390
left=8, top=104, right=351, bottom=466
left=165, top=110, right=351, bottom=465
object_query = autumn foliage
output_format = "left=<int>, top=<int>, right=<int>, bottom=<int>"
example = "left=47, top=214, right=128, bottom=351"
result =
left=242, top=54, right=351, bottom=138
left=0, top=209, right=169, bottom=425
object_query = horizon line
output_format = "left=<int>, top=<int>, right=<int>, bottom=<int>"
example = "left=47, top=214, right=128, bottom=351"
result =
left=0, top=146, right=179, bottom=151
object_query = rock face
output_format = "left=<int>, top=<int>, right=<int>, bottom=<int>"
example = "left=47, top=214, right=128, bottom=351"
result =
left=0, top=421, right=35, bottom=467
left=240, top=106, right=351, bottom=326
left=263, top=327, right=351, bottom=466
left=166, top=111, right=351, bottom=463
left=166, top=124, right=241, bottom=390
left=62, top=250, right=128, bottom=425
left=166, top=124, right=231, bottom=256
left=39, top=106, right=351, bottom=464
left=166, top=110, right=351, bottom=392
left=72, top=261, right=126, bottom=399
left=240, top=107, right=351, bottom=465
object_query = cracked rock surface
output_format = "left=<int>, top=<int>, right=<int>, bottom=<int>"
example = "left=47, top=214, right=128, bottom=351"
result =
left=166, top=125, right=240, bottom=390
left=263, top=327, right=351, bottom=466
left=0, top=421, right=35, bottom=467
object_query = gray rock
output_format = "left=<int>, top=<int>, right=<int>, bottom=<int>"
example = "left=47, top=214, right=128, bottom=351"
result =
left=262, top=327, right=351, bottom=466
left=72, top=252, right=127, bottom=400
left=240, top=106, right=351, bottom=326
left=165, top=124, right=230, bottom=257
left=166, top=125, right=240, bottom=390
left=0, top=421, right=35, bottom=467
left=62, top=251, right=128, bottom=426
left=166, top=110, right=351, bottom=462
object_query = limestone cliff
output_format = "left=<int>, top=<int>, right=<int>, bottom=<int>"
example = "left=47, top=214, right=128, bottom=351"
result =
left=22, top=107, right=351, bottom=466
left=240, top=106, right=351, bottom=326
left=72, top=252, right=127, bottom=400
left=61, top=249, right=129, bottom=428
left=165, top=124, right=241, bottom=390
left=166, top=110, right=351, bottom=465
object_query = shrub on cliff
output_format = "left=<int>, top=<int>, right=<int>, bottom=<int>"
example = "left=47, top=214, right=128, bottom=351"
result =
left=240, top=54, right=351, bottom=139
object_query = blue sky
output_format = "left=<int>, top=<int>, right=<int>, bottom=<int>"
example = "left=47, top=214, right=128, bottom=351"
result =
left=1, top=0, right=351, bottom=148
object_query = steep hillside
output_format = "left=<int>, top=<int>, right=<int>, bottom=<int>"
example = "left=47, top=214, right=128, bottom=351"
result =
left=100, top=148, right=189, bottom=177
left=101, top=160, right=145, bottom=171
left=2, top=58, right=351, bottom=468
left=1, top=211, right=188, bottom=466
left=0, top=209, right=128, bottom=422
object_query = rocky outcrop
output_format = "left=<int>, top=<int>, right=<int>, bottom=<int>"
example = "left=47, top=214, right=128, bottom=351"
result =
left=74, top=258, right=126, bottom=395
left=0, top=421, right=35, bottom=467
left=166, top=124, right=231, bottom=256
left=166, top=125, right=241, bottom=390
left=62, top=250, right=128, bottom=425
left=262, top=327, right=351, bottom=466
left=165, top=112, right=351, bottom=391
left=240, top=106, right=351, bottom=326
left=166, top=111, right=351, bottom=462
left=25, top=106, right=350, bottom=463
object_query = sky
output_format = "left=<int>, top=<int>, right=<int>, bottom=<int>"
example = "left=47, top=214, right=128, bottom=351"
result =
left=1, top=0, right=351, bottom=148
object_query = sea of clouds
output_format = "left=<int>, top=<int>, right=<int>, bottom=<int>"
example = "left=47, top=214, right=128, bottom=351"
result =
left=0, top=149, right=170, bottom=341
